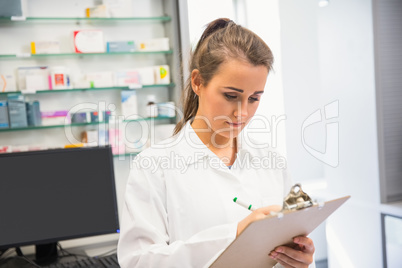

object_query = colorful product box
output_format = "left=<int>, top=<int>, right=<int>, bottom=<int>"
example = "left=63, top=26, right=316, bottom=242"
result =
left=17, top=66, right=50, bottom=91
left=136, top=67, right=155, bottom=85
left=0, top=74, right=17, bottom=92
left=121, top=90, right=139, bottom=119
left=49, top=66, right=72, bottom=90
left=71, top=112, right=91, bottom=123
left=7, top=94, right=27, bottom=128
left=157, top=102, right=175, bottom=118
left=0, top=100, right=9, bottom=128
left=102, top=111, right=112, bottom=122
left=109, top=128, right=125, bottom=155
left=26, top=101, right=42, bottom=126
left=41, top=110, right=70, bottom=126
left=114, top=70, right=141, bottom=86
left=98, top=126, right=108, bottom=146
left=91, top=111, right=99, bottom=122
left=30, top=41, right=60, bottom=54
left=81, top=130, right=99, bottom=145
left=107, top=41, right=135, bottom=53
left=137, top=38, right=169, bottom=51
left=86, top=5, right=109, bottom=18
left=154, top=65, right=170, bottom=84
left=74, top=30, right=105, bottom=53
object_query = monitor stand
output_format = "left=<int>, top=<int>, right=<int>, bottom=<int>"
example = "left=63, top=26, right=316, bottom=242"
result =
left=35, top=242, right=58, bottom=265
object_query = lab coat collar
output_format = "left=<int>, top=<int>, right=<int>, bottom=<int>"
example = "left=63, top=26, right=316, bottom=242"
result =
left=171, top=120, right=250, bottom=166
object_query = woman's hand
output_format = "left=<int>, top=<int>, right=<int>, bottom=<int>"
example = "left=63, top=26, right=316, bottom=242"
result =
left=237, top=206, right=315, bottom=267
left=236, top=205, right=282, bottom=236
left=269, top=236, right=315, bottom=268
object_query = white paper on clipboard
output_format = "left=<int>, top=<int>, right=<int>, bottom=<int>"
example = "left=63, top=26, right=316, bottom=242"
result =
left=209, top=196, right=350, bottom=268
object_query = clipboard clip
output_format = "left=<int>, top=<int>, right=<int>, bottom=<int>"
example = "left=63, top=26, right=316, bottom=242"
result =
left=282, top=184, right=315, bottom=211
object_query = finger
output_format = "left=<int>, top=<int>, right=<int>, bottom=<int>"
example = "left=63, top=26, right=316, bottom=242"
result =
left=269, top=251, right=306, bottom=268
left=293, top=236, right=315, bottom=253
left=272, top=246, right=313, bottom=265
left=256, top=205, right=282, bottom=215
left=269, top=252, right=293, bottom=268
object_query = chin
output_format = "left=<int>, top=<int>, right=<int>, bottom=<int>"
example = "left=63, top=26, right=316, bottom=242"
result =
left=213, top=126, right=244, bottom=139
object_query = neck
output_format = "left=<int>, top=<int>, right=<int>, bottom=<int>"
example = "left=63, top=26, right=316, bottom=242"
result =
left=191, top=118, right=236, bottom=150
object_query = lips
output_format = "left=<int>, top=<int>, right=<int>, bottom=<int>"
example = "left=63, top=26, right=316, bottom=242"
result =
left=226, top=121, right=245, bottom=127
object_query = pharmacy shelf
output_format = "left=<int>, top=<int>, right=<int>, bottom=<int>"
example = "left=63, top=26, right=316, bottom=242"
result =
left=0, top=116, right=175, bottom=133
left=0, top=83, right=176, bottom=96
left=0, top=16, right=171, bottom=22
left=0, top=50, right=173, bottom=59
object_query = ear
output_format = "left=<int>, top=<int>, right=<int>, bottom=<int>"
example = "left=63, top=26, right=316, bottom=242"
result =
left=191, top=69, right=202, bottom=96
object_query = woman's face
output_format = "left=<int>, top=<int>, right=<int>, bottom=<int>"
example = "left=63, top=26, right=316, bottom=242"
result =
left=192, top=59, right=269, bottom=142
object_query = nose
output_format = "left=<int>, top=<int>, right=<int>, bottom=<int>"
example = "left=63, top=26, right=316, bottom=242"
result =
left=233, top=100, right=248, bottom=120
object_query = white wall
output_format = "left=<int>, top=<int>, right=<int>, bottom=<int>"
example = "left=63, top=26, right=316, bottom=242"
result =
left=278, top=0, right=325, bottom=183
left=186, top=0, right=234, bottom=48
left=279, top=0, right=382, bottom=267
left=243, top=0, right=287, bottom=157
left=318, top=0, right=382, bottom=267
left=278, top=0, right=330, bottom=262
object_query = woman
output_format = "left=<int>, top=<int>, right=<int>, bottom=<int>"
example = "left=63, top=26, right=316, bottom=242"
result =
left=118, top=18, right=315, bottom=268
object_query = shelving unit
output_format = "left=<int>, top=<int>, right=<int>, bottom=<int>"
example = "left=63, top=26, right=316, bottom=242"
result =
left=0, top=0, right=183, bottom=151
left=0, top=1, right=185, bottom=229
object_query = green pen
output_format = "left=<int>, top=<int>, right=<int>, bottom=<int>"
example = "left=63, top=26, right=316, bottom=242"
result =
left=233, top=197, right=255, bottom=211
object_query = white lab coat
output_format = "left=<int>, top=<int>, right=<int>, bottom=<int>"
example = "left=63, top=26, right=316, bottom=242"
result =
left=118, top=121, right=297, bottom=267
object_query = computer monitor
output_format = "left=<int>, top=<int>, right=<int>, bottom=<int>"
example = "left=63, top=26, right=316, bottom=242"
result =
left=0, top=146, right=120, bottom=265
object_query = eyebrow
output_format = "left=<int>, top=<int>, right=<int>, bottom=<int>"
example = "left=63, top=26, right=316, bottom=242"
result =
left=224, top=87, right=264, bottom=95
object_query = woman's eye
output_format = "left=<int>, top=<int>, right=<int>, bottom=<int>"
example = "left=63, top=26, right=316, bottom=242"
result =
left=249, top=96, right=259, bottom=102
left=224, top=93, right=237, bottom=100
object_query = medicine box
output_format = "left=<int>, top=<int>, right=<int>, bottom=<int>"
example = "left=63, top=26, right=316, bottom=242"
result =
left=17, top=66, right=50, bottom=91
left=86, top=5, right=109, bottom=18
left=74, top=30, right=105, bottom=53
left=109, top=128, right=125, bottom=155
left=49, top=66, right=72, bottom=90
left=157, top=102, right=175, bottom=118
left=0, top=100, right=10, bottom=128
left=71, top=112, right=91, bottom=123
left=81, top=130, right=99, bottom=145
left=41, top=110, right=70, bottom=126
left=136, top=67, right=155, bottom=85
left=7, top=94, right=28, bottom=128
left=31, top=41, right=60, bottom=54
left=107, top=41, right=135, bottom=53
left=137, top=38, right=169, bottom=51
left=0, top=74, right=17, bottom=92
left=91, top=111, right=99, bottom=122
left=121, top=90, right=139, bottom=119
left=154, top=65, right=170, bottom=84
left=26, top=101, right=42, bottom=126
left=114, top=70, right=141, bottom=86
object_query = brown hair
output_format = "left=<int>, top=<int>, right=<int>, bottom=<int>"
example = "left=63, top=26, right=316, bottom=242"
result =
left=173, top=18, right=274, bottom=135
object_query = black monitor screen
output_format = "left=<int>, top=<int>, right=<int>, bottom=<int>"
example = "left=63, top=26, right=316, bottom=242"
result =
left=0, top=146, right=119, bottom=249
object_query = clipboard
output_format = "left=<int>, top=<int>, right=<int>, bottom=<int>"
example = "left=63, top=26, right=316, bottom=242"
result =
left=210, top=185, right=350, bottom=268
